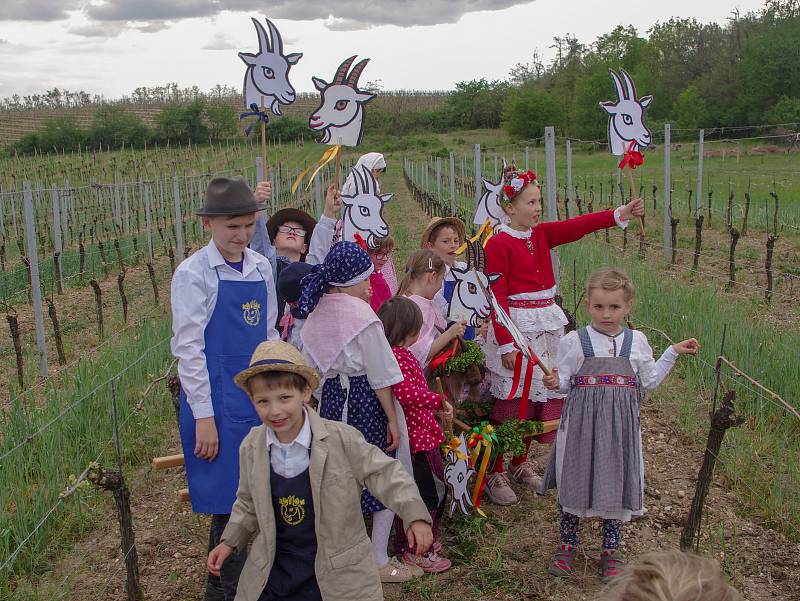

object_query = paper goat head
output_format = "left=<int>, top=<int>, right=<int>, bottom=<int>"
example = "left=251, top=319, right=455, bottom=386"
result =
left=600, top=69, right=652, bottom=156
left=448, top=241, right=500, bottom=327
left=473, top=160, right=509, bottom=229
left=309, top=56, right=376, bottom=147
left=340, top=165, right=392, bottom=248
left=239, top=18, right=302, bottom=117
left=444, top=434, right=475, bottom=516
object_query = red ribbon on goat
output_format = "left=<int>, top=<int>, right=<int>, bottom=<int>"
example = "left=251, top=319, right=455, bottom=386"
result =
left=352, top=232, right=370, bottom=252
left=618, top=140, right=644, bottom=170
left=505, top=345, right=545, bottom=419
left=429, top=339, right=459, bottom=372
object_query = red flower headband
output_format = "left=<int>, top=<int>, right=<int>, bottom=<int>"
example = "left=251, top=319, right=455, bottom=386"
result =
left=502, top=169, right=537, bottom=204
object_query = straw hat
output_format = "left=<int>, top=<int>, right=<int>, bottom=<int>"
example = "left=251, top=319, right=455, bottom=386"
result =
left=234, top=341, right=320, bottom=391
left=419, top=216, right=466, bottom=247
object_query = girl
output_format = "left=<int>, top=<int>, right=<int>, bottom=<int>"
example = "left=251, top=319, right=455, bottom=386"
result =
left=368, top=235, right=395, bottom=313
left=483, top=165, right=644, bottom=506
left=378, top=296, right=453, bottom=574
left=297, top=241, right=418, bottom=583
left=420, top=217, right=478, bottom=341
left=397, top=249, right=466, bottom=367
left=541, top=268, right=699, bottom=581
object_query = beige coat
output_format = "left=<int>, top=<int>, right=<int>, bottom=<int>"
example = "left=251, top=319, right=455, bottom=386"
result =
left=221, top=409, right=432, bottom=601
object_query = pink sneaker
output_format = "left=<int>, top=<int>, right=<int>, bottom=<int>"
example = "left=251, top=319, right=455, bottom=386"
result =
left=510, top=461, right=543, bottom=490
left=484, top=472, right=518, bottom=505
left=402, top=550, right=452, bottom=574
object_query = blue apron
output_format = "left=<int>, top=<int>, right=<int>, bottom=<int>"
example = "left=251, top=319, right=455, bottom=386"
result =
left=443, top=279, right=476, bottom=340
left=179, top=266, right=269, bottom=514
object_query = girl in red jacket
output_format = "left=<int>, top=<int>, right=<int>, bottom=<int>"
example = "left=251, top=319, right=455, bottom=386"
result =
left=483, top=165, right=644, bottom=506
left=378, top=296, right=454, bottom=575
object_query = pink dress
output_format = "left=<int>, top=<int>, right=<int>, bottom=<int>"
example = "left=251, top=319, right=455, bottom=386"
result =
left=406, top=294, right=447, bottom=367
left=369, top=271, right=392, bottom=313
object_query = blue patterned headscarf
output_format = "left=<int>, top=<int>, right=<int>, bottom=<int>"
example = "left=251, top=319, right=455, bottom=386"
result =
left=297, top=241, right=374, bottom=318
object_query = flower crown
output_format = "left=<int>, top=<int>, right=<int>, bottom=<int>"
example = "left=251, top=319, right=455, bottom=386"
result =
left=501, top=168, right=537, bottom=204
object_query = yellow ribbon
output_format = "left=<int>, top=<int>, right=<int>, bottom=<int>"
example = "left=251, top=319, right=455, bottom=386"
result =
left=468, top=433, right=493, bottom=517
left=291, top=144, right=341, bottom=195
left=455, top=218, right=493, bottom=254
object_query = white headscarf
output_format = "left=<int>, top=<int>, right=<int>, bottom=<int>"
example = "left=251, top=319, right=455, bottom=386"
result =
left=341, top=152, right=386, bottom=196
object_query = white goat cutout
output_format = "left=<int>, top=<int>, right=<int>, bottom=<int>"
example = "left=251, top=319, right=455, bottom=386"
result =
left=600, top=69, right=653, bottom=156
left=340, top=165, right=392, bottom=249
left=309, top=56, right=376, bottom=147
left=448, top=241, right=500, bottom=326
left=444, top=434, right=475, bottom=516
left=476, top=277, right=535, bottom=363
left=239, top=18, right=302, bottom=117
left=473, top=160, right=509, bottom=229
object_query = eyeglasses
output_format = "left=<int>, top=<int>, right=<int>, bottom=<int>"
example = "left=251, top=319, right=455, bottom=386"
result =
left=277, top=225, right=306, bottom=237
left=370, top=251, right=390, bottom=260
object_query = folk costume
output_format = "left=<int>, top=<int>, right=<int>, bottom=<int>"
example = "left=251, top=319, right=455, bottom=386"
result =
left=171, top=176, right=279, bottom=598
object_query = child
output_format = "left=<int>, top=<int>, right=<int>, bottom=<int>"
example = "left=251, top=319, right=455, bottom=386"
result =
left=541, top=268, right=699, bottom=581
left=420, top=217, right=478, bottom=341
left=597, top=549, right=742, bottom=601
left=297, top=241, right=418, bottom=583
left=208, top=340, right=433, bottom=601
left=483, top=165, right=645, bottom=506
left=378, top=297, right=453, bottom=574
left=397, top=249, right=466, bottom=367
left=170, top=176, right=279, bottom=599
left=276, top=261, right=314, bottom=348
left=367, top=235, right=395, bottom=313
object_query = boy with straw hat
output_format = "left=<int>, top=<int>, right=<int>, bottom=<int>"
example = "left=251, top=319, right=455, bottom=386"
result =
left=208, top=341, right=433, bottom=601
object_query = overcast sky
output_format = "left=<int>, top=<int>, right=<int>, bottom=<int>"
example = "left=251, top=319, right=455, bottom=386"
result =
left=0, top=0, right=765, bottom=99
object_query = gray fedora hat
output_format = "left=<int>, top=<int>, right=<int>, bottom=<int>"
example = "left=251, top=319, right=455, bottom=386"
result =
left=195, top=176, right=267, bottom=217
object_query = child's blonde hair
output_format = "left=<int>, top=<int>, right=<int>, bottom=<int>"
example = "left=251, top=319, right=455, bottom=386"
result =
left=599, top=550, right=742, bottom=601
left=586, top=267, right=636, bottom=303
left=397, top=249, right=446, bottom=296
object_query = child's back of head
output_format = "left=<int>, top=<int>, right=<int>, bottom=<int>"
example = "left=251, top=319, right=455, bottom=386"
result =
left=598, top=550, right=742, bottom=601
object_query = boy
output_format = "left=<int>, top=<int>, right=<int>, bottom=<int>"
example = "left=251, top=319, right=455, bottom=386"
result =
left=208, top=341, right=433, bottom=601
left=171, top=176, right=279, bottom=600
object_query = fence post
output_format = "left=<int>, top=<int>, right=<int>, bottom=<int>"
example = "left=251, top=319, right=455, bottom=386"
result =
left=544, top=127, right=559, bottom=283
left=525, top=146, right=529, bottom=171
left=566, top=139, right=574, bottom=219
left=24, top=182, right=48, bottom=378
left=436, top=157, right=441, bottom=202
left=123, top=185, right=130, bottom=238
left=144, top=183, right=154, bottom=263
left=696, top=129, right=704, bottom=219
left=449, top=152, right=456, bottom=216
left=173, top=176, right=184, bottom=262
left=51, top=188, right=64, bottom=294
left=663, top=123, right=672, bottom=258
left=474, top=144, right=481, bottom=211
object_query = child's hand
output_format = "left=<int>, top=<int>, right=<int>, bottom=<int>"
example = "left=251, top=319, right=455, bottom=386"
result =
left=207, top=542, right=233, bottom=576
left=476, top=319, right=488, bottom=339
left=254, top=180, right=272, bottom=203
left=406, top=521, right=433, bottom=556
left=440, top=399, right=454, bottom=422
left=323, top=185, right=342, bottom=219
left=619, top=197, right=645, bottom=221
left=446, top=320, right=467, bottom=341
left=386, top=419, right=399, bottom=452
left=672, top=338, right=700, bottom=355
left=542, top=368, right=560, bottom=391
left=195, top=417, right=219, bottom=462
left=501, top=351, right=518, bottom=371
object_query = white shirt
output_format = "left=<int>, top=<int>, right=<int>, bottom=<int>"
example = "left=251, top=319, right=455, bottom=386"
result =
left=556, top=327, right=678, bottom=394
left=266, top=408, right=312, bottom=478
left=170, top=240, right=279, bottom=419
left=302, top=321, right=403, bottom=391
left=306, top=214, right=337, bottom=266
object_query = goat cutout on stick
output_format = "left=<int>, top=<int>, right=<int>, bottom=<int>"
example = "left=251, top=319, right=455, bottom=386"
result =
left=340, top=165, right=392, bottom=248
left=473, top=159, right=510, bottom=230
left=239, top=17, right=302, bottom=119
left=309, top=56, right=376, bottom=147
left=444, top=434, right=475, bottom=516
left=600, top=69, right=652, bottom=156
left=448, top=240, right=500, bottom=326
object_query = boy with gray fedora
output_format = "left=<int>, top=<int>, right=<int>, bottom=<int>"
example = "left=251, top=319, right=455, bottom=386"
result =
left=171, top=176, right=280, bottom=600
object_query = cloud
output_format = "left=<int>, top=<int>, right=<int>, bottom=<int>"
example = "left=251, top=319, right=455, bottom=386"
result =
left=202, top=32, right=238, bottom=50
left=0, top=0, right=82, bottom=21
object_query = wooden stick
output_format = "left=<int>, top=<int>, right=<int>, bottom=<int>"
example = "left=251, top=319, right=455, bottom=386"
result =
left=260, top=95, right=268, bottom=177
left=334, top=141, right=342, bottom=190
left=435, top=377, right=453, bottom=439
left=628, top=170, right=646, bottom=236
left=152, top=454, right=185, bottom=470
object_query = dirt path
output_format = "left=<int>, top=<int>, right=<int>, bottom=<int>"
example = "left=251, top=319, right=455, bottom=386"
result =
left=24, top=162, right=800, bottom=601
